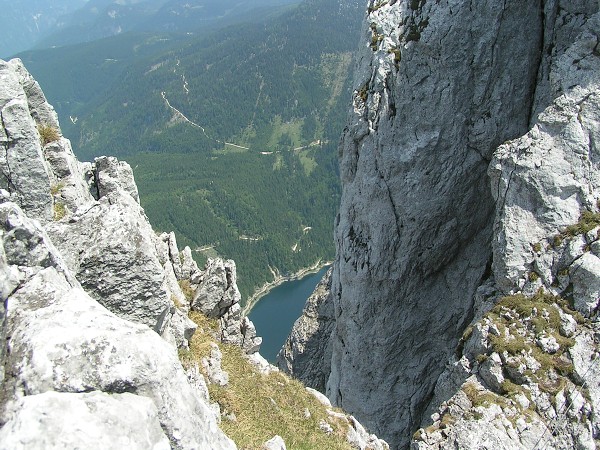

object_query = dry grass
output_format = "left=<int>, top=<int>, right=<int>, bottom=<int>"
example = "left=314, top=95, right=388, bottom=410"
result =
left=53, top=201, right=66, bottom=221
left=37, top=124, right=60, bottom=146
left=483, top=291, right=581, bottom=397
left=562, top=210, right=600, bottom=237
left=182, top=312, right=353, bottom=450
left=178, top=279, right=196, bottom=303
left=50, top=181, right=65, bottom=196
left=463, top=382, right=507, bottom=409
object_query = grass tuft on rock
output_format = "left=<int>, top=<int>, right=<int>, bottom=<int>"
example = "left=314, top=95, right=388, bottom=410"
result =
left=37, top=124, right=60, bottom=146
left=53, top=201, right=66, bottom=221
left=178, top=279, right=196, bottom=303
left=483, top=291, right=581, bottom=396
left=562, top=210, right=600, bottom=237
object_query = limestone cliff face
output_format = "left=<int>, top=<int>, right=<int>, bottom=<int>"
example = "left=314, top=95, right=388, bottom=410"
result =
left=281, top=1, right=600, bottom=448
left=0, top=58, right=249, bottom=449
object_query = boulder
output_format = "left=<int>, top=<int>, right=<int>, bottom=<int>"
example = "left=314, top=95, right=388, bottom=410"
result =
left=94, top=155, right=139, bottom=203
left=45, top=192, right=171, bottom=332
left=202, top=343, right=229, bottom=387
left=192, top=258, right=262, bottom=354
left=263, top=435, right=286, bottom=450
left=192, top=258, right=241, bottom=317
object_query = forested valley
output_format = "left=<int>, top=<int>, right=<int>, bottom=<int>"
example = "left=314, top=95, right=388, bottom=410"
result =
left=19, top=0, right=364, bottom=301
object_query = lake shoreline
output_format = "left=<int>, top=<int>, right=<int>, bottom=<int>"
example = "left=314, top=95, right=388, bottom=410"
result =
left=242, top=260, right=332, bottom=316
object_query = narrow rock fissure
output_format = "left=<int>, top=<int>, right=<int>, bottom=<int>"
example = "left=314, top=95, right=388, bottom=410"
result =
left=529, top=0, right=549, bottom=127
left=498, top=160, right=518, bottom=215
left=0, top=114, right=17, bottom=196
left=91, top=167, right=101, bottom=200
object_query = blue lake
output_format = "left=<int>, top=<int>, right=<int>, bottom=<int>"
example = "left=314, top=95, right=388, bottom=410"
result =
left=248, top=266, right=328, bottom=363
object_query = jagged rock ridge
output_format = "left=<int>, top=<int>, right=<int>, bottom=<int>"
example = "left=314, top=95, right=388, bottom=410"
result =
left=281, top=1, right=600, bottom=449
left=0, top=57, right=247, bottom=449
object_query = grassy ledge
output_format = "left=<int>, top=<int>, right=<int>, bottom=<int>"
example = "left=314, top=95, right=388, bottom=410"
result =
left=180, top=311, right=353, bottom=450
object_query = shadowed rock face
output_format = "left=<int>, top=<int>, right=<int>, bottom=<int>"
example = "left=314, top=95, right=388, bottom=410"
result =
left=281, top=0, right=600, bottom=448
left=330, top=1, right=542, bottom=445
left=277, top=268, right=334, bottom=392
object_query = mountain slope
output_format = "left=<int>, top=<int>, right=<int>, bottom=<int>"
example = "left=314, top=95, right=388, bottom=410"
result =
left=0, top=57, right=388, bottom=450
left=21, top=0, right=364, bottom=300
left=36, top=0, right=300, bottom=50
left=0, top=0, right=87, bottom=58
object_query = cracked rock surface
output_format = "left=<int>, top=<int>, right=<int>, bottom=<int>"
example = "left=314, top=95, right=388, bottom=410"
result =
left=283, top=1, right=600, bottom=448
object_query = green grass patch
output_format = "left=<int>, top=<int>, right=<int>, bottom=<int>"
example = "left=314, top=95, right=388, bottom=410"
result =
left=267, top=116, right=304, bottom=151
left=182, top=312, right=354, bottom=450
left=297, top=149, right=317, bottom=176
left=484, top=291, right=582, bottom=398
left=273, top=153, right=284, bottom=171
left=214, top=143, right=249, bottom=155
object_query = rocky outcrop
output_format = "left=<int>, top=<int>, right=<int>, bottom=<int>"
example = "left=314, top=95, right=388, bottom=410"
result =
left=488, top=8, right=600, bottom=309
left=192, top=257, right=262, bottom=354
left=283, top=0, right=600, bottom=448
left=413, top=7, right=600, bottom=448
left=0, top=58, right=239, bottom=448
left=0, top=201, right=236, bottom=449
left=326, top=1, right=543, bottom=445
left=0, top=59, right=54, bottom=222
left=0, top=391, right=170, bottom=450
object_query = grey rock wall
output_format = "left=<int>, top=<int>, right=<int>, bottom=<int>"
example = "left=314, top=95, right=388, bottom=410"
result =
left=328, top=1, right=544, bottom=446
left=283, top=0, right=600, bottom=448
left=0, top=59, right=53, bottom=222
left=46, top=186, right=172, bottom=333
left=412, top=8, right=600, bottom=448
left=489, top=8, right=600, bottom=307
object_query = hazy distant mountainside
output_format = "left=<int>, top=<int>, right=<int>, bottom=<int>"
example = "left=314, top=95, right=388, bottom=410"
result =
left=38, top=0, right=300, bottom=50
left=21, top=0, right=364, bottom=301
left=0, top=0, right=87, bottom=58
left=0, top=0, right=298, bottom=58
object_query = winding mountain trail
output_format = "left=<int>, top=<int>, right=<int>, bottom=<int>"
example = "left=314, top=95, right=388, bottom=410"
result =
left=161, top=91, right=249, bottom=150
